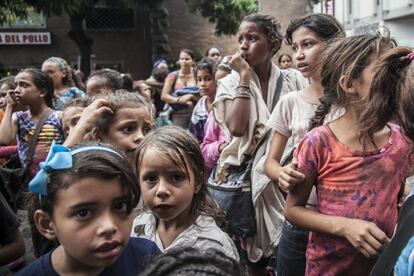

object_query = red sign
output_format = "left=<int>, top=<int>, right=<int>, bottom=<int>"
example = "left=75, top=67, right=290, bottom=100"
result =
left=0, top=32, right=51, bottom=45
left=325, top=0, right=335, bottom=16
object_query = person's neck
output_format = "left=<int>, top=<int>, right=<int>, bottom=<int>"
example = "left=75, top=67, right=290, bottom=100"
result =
left=252, top=61, right=272, bottom=84
left=156, top=209, right=194, bottom=248
left=29, top=102, right=48, bottom=118
left=55, top=83, right=69, bottom=96
left=180, top=67, right=192, bottom=75
left=52, top=246, right=104, bottom=276
left=206, top=94, right=215, bottom=112
left=301, top=77, right=324, bottom=103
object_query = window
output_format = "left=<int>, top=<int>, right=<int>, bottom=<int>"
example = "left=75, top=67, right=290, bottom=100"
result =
left=85, top=7, right=135, bottom=30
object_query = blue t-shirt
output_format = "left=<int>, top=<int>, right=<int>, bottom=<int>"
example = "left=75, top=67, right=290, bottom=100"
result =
left=16, top=237, right=159, bottom=275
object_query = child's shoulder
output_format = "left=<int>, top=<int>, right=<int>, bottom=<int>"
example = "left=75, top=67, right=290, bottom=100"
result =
left=15, top=250, right=56, bottom=276
left=127, top=237, right=160, bottom=255
left=302, top=124, right=333, bottom=142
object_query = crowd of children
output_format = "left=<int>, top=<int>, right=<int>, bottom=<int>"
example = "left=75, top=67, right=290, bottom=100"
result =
left=0, top=11, right=414, bottom=276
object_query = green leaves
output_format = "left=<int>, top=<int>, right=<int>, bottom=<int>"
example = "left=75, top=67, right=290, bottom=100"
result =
left=184, top=0, right=258, bottom=35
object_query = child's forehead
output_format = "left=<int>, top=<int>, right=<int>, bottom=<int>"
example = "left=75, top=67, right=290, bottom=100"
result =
left=57, top=176, right=127, bottom=204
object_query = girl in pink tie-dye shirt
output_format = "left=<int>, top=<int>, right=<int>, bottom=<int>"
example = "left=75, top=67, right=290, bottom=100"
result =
left=285, top=34, right=413, bottom=275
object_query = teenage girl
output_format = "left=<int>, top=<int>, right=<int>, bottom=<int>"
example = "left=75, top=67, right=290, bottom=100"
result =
left=213, top=13, right=307, bottom=275
left=189, top=58, right=218, bottom=143
left=0, top=68, right=64, bottom=178
left=86, top=69, right=133, bottom=94
left=64, top=90, right=154, bottom=166
left=161, top=49, right=198, bottom=129
left=132, top=126, right=239, bottom=261
left=264, top=14, right=344, bottom=276
left=41, top=57, right=85, bottom=111
left=17, top=143, right=159, bottom=275
left=284, top=34, right=412, bottom=275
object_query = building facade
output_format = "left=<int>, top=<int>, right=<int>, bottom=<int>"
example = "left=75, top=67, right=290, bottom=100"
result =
left=314, top=0, right=414, bottom=46
left=0, top=0, right=310, bottom=80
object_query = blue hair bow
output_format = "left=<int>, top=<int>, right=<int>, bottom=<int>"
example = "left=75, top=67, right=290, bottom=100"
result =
left=29, top=142, right=73, bottom=196
left=29, top=142, right=122, bottom=196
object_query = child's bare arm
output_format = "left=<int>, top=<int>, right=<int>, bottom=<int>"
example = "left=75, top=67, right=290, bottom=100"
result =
left=285, top=176, right=389, bottom=258
left=264, top=132, right=305, bottom=192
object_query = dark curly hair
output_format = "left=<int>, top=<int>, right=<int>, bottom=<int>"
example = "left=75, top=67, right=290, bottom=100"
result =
left=242, top=13, right=283, bottom=56
left=140, top=247, right=241, bottom=276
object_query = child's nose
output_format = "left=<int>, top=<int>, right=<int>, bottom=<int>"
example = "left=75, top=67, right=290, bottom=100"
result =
left=133, top=129, right=144, bottom=144
left=155, top=180, right=170, bottom=198
left=97, top=213, right=117, bottom=237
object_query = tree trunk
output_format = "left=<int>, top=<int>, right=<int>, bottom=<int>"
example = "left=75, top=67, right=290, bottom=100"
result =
left=68, top=14, right=93, bottom=77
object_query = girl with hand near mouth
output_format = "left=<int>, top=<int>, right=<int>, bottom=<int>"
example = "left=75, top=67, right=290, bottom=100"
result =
left=212, top=13, right=307, bottom=275
left=17, top=143, right=159, bottom=276
left=0, top=68, right=64, bottom=179
left=132, top=126, right=239, bottom=262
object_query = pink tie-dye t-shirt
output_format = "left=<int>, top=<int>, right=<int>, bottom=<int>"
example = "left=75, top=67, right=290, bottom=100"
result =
left=294, top=123, right=414, bottom=276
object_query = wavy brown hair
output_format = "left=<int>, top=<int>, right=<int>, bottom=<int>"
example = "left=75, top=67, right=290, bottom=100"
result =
left=360, top=47, right=414, bottom=142
left=308, top=32, right=396, bottom=138
left=135, top=126, right=221, bottom=222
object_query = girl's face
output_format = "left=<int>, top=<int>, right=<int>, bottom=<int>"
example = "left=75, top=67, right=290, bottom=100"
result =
left=207, top=48, right=221, bottom=64
left=291, top=26, right=326, bottom=79
left=100, top=106, right=153, bottom=165
left=279, top=55, right=292, bottom=69
left=42, top=61, right=65, bottom=88
left=352, top=53, right=379, bottom=101
left=238, top=21, right=273, bottom=68
left=49, top=177, right=132, bottom=271
left=62, top=106, right=84, bottom=138
left=179, top=52, right=194, bottom=69
left=14, top=72, right=44, bottom=106
left=86, top=76, right=109, bottom=94
left=139, top=84, right=152, bottom=101
left=139, top=148, right=196, bottom=225
left=196, top=69, right=216, bottom=99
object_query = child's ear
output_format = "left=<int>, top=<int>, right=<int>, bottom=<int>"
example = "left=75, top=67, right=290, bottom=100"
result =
left=90, top=128, right=102, bottom=142
left=339, top=75, right=356, bottom=94
left=33, top=210, right=57, bottom=241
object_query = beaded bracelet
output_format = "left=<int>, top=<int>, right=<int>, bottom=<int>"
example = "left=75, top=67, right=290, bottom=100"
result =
left=235, top=86, right=251, bottom=99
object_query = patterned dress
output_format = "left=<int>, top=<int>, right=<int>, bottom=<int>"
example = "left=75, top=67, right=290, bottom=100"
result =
left=294, top=123, right=413, bottom=276
left=14, top=110, right=65, bottom=177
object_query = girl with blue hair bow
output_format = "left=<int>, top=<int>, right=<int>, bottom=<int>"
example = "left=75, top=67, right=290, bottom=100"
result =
left=18, top=142, right=159, bottom=275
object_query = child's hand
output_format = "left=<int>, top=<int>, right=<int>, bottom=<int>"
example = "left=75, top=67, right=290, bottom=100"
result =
left=76, top=98, right=113, bottom=133
left=228, top=50, right=250, bottom=75
left=341, top=218, right=390, bottom=258
left=180, top=94, right=193, bottom=105
left=278, top=159, right=306, bottom=193
left=5, top=90, right=18, bottom=109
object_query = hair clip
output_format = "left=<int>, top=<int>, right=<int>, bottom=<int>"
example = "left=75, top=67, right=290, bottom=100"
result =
left=407, top=52, right=414, bottom=61
left=29, top=142, right=122, bottom=196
